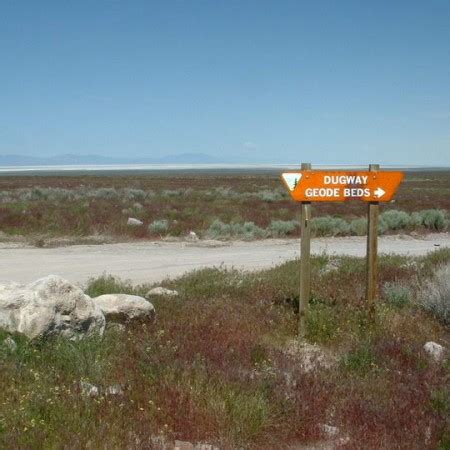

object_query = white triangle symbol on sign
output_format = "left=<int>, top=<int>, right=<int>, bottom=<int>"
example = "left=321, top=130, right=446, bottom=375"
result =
left=282, top=173, right=302, bottom=191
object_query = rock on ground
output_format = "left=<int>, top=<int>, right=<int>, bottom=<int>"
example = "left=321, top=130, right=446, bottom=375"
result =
left=127, top=217, right=143, bottom=226
left=424, top=341, right=446, bottom=362
left=93, top=294, right=155, bottom=321
left=79, top=381, right=124, bottom=398
left=0, top=281, right=22, bottom=292
left=0, top=275, right=105, bottom=340
left=80, top=381, right=99, bottom=397
left=186, top=231, right=199, bottom=241
left=105, top=384, right=124, bottom=396
left=146, top=287, right=179, bottom=298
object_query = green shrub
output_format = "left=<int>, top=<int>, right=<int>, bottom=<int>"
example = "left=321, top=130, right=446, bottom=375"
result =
left=381, top=210, right=411, bottom=230
left=430, top=388, right=450, bottom=415
left=85, top=274, right=135, bottom=297
left=212, top=187, right=238, bottom=198
left=410, top=212, right=423, bottom=228
left=148, top=219, right=169, bottom=234
left=377, top=217, right=389, bottom=235
left=30, top=187, right=49, bottom=201
left=230, top=222, right=267, bottom=240
left=0, top=191, right=13, bottom=203
left=342, top=342, right=377, bottom=376
left=311, top=216, right=349, bottom=236
left=418, top=263, right=450, bottom=325
left=383, top=282, right=412, bottom=308
left=349, top=217, right=367, bottom=236
left=269, top=220, right=298, bottom=237
left=419, top=209, right=447, bottom=231
left=39, top=334, right=119, bottom=383
left=410, top=209, right=447, bottom=231
left=306, top=304, right=338, bottom=343
left=206, top=219, right=231, bottom=239
left=91, top=187, right=118, bottom=199
left=348, top=215, right=391, bottom=236
left=206, top=220, right=266, bottom=240
left=124, top=188, right=146, bottom=201
left=256, top=190, right=284, bottom=202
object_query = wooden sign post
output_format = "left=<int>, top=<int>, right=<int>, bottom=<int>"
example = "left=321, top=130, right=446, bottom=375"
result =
left=281, top=164, right=404, bottom=340
left=299, top=162, right=311, bottom=339
left=366, top=164, right=379, bottom=313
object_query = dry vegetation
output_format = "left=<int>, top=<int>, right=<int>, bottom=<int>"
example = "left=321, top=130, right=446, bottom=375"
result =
left=1, top=170, right=449, bottom=447
left=0, top=170, right=448, bottom=244
left=1, top=249, right=449, bottom=448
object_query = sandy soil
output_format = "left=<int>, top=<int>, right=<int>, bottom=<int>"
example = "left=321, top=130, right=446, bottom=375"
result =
left=1, top=233, right=448, bottom=286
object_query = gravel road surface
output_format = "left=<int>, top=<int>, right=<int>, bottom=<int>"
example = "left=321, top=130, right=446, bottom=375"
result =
left=1, top=233, right=448, bottom=285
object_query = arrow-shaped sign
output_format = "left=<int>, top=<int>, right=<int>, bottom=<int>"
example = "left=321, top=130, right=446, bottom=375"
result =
left=281, top=170, right=404, bottom=202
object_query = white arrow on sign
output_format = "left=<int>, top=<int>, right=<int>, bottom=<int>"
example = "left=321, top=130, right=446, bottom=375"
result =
left=374, top=187, right=385, bottom=198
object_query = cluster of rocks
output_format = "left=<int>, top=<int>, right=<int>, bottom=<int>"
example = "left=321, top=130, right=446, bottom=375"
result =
left=0, top=275, right=180, bottom=341
left=80, top=381, right=124, bottom=398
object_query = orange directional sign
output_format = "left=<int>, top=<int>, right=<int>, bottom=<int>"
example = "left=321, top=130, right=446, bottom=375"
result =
left=281, top=170, right=404, bottom=202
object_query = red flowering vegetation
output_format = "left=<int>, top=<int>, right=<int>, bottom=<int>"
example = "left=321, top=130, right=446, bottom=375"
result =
left=326, top=331, right=449, bottom=448
left=1, top=252, right=449, bottom=448
left=335, top=366, right=447, bottom=448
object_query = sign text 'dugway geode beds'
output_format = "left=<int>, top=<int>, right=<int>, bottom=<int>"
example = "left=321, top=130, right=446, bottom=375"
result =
left=281, top=170, right=404, bottom=202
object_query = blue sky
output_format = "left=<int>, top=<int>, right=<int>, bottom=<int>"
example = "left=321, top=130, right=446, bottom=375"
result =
left=1, top=1, right=449, bottom=165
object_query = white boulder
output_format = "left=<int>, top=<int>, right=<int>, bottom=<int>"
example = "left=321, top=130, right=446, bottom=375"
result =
left=186, top=231, right=199, bottom=241
left=0, top=275, right=105, bottom=340
left=0, top=281, right=22, bottom=293
left=424, top=341, right=445, bottom=362
left=127, top=217, right=143, bottom=226
left=145, top=287, right=179, bottom=298
left=93, top=294, right=155, bottom=321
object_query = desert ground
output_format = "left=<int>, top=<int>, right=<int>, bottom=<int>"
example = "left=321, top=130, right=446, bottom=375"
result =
left=1, top=169, right=449, bottom=449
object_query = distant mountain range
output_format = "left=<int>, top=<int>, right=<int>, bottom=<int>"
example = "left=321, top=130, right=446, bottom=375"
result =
left=0, top=153, right=225, bottom=166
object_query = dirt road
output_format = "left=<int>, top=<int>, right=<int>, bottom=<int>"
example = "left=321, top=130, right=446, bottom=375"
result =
left=1, top=233, right=448, bottom=286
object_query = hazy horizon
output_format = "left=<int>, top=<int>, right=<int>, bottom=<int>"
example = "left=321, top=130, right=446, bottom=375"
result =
left=1, top=152, right=450, bottom=169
